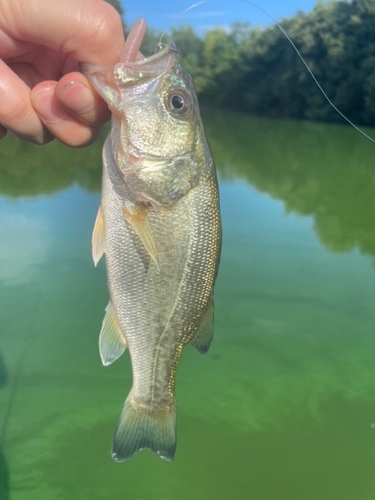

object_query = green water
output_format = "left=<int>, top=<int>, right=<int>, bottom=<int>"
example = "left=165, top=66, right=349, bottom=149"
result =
left=1, top=110, right=375, bottom=499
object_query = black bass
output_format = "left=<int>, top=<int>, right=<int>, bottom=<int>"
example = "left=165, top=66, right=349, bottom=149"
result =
left=82, top=19, right=222, bottom=462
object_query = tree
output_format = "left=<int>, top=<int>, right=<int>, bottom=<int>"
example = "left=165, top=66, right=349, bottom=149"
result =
left=105, top=0, right=126, bottom=32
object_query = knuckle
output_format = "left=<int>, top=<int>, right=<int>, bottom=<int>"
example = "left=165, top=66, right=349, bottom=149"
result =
left=89, top=2, right=123, bottom=54
left=1, top=95, right=32, bottom=126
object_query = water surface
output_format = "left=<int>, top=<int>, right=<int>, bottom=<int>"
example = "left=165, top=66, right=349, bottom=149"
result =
left=1, top=110, right=375, bottom=499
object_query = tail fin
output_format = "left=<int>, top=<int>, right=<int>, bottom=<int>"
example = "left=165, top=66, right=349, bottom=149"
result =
left=111, top=395, right=176, bottom=462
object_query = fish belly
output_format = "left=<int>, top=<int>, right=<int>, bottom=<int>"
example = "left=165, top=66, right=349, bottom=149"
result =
left=102, top=139, right=221, bottom=410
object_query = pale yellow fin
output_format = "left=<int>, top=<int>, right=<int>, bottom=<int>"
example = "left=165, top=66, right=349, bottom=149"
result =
left=112, top=393, right=176, bottom=462
left=122, top=207, right=160, bottom=269
left=99, top=302, right=127, bottom=366
left=92, top=205, right=105, bottom=267
left=190, top=300, right=214, bottom=355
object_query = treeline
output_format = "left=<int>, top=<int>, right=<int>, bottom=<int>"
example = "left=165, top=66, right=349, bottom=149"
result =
left=138, top=0, right=375, bottom=126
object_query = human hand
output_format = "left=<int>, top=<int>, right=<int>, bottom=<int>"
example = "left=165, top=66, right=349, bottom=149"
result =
left=0, top=0, right=124, bottom=146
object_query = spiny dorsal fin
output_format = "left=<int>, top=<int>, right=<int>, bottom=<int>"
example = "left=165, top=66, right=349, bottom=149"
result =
left=122, top=207, right=160, bottom=270
left=99, top=302, right=126, bottom=366
left=190, top=300, right=214, bottom=355
left=92, top=205, right=105, bottom=267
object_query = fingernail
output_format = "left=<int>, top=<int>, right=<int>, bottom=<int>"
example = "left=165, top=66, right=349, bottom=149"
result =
left=32, top=89, right=66, bottom=124
left=57, top=81, right=94, bottom=115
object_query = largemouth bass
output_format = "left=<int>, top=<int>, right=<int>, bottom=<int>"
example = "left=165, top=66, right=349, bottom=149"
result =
left=82, top=19, right=222, bottom=462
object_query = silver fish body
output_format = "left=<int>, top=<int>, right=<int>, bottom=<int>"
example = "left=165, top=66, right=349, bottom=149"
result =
left=83, top=44, right=221, bottom=461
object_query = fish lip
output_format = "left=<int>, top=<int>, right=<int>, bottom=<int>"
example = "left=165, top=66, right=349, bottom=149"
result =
left=119, top=43, right=177, bottom=69
left=113, top=43, right=177, bottom=88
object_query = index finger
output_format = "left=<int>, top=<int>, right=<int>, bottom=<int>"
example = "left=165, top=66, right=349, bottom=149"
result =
left=0, top=0, right=125, bottom=65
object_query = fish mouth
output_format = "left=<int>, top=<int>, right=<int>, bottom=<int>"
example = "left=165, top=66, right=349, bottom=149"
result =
left=80, top=44, right=178, bottom=116
left=113, top=44, right=177, bottom=89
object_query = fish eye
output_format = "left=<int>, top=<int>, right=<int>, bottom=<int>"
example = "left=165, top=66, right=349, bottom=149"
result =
left=167, top=90, right=191, bottom=116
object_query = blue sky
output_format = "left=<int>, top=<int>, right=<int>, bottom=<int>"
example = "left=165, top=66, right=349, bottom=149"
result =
left=122, top=0, right=323, bottom=34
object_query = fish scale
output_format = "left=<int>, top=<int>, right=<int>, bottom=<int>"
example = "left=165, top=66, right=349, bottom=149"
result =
left=83, top=40, right=221, bottom=462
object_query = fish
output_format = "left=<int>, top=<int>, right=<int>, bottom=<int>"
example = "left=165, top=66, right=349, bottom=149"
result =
left=82, top=19, right=222, bottom=462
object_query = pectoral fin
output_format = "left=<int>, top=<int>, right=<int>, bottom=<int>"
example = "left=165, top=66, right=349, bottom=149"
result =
left=92, top=205, right=105, bottom=267
left=190, top=301, right=214, bottom=355
left=99, top=302, right=127, bottom=366
left=122, top=207, right=160, bottom=269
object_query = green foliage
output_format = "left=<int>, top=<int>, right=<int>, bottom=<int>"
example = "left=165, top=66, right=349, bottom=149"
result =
left=170, top=25, right=204, bottom=80
left=105, top=0, right=123, bottom=15
left=138, top=27, right=162, bottom=57
left=0, top=449, right=8, bottom=500
left=202, top=108, right=375, bottom=260
left=167, top=0, right=375, bottom=125
left=0, top=130, right=104, bottom=198
left=104, top=0, right=127, bottom=32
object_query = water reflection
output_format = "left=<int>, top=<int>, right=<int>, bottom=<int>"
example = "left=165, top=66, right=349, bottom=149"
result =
left=1, top=112, right=375, bottom=262
left=204, top=109, right=375, bottom=260
left=0, top=131, right=104, bottom=198
left=0, top=452, right=9, bottom=500
left=0, top=352, right=9, bottom=500
left=0, top=214, right=50, bottom=286
left=1, top=118, right=375, bottom=499
left=0, top=352, right=7, bottom=389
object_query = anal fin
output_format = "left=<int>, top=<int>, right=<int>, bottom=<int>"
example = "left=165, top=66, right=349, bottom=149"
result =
left=92, top=204, right=105, bottom=266
left=190, top=300, right=214, bottom=355
left=122, top=207, right=160, bottom=269
left=99, top=302, right=126, bottom=366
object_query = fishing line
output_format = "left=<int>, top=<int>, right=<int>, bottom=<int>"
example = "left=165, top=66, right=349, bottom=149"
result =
left=158, top=0, right=375, bottom=145
left=157, top=1, right=208, bottom=47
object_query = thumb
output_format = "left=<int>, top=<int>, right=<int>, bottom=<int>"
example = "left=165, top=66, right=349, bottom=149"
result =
left=0, top=0, right=125, bottom=65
